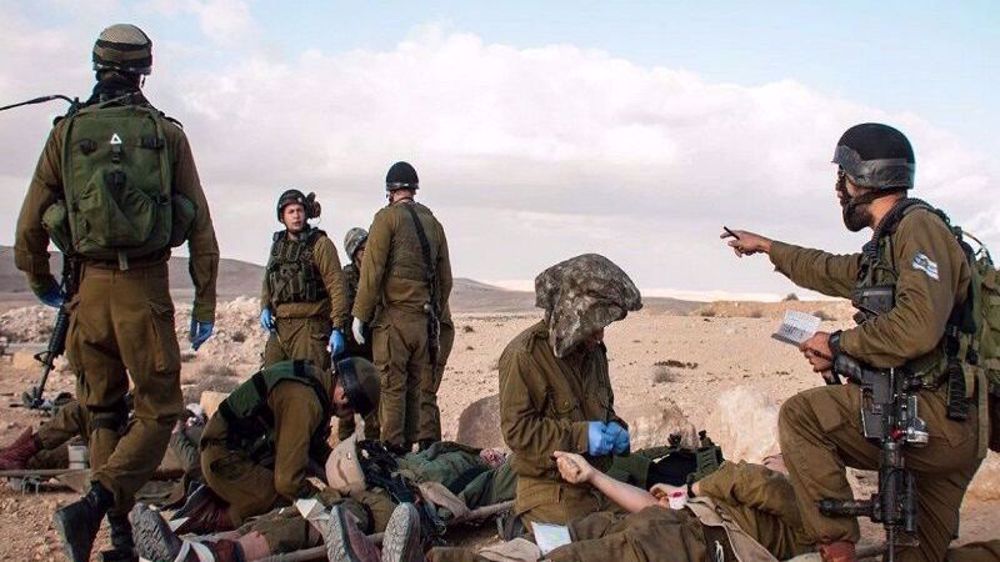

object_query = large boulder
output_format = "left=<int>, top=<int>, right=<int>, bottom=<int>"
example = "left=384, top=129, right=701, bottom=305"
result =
left=704, top=386, right=781, bottom=463
left=456, top=394, right=504, bottom=449
left=618, top=398, right=697, bottom=450
left=967, top=452, right=1000, bottom=501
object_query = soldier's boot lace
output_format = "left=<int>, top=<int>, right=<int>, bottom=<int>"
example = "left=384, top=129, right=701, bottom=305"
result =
left=381, top=502, right=426, bottom=562
left=818, top=541, right=857, bottom=562
left=0, top=427, right=40, bottom=470
left=326, top=505, right=382, bottom=562
left=54, top=481, right=114, bottom=562
left=131, top=503, right=245, bottom=562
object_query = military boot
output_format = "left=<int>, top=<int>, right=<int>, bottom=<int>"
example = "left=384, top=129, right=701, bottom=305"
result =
left=98, top=511, right=137, bottom=562
left=54, top=481, right=115, bottom=562
left=380, top=503, right=425, bottom=562
left=172, top=484, right=234, bottom=534
left=325, top=505, right=382, bottom=562
left=131, top=503, right=245, bottom=562
left=0, top=427, right=40, bottom=470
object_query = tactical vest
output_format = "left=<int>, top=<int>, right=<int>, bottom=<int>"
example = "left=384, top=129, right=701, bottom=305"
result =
left=217, top=360, right=332, bottom=465
left=265, top=228, right=328, bottom=306
left=41, top=98, right=195, bottom=269
left=852, top=202, right=954, bottom=387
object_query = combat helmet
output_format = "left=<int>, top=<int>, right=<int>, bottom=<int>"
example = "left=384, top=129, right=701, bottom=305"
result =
left=335, top=356, right=380, bottom=417
left=275, top=189, right=321, bottom=222
left=93, top=24, right=153, bottom=76
left=325, top=434, right=366, bottom=495
left=385, top=161, right=419, bottom=192
left=344, top=227, right=368, bottom=263
left=832, top=123, right=915, bottom=191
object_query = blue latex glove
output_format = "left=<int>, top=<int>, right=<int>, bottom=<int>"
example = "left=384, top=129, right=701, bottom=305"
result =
left=606, top=422, right=630, bottom=455
left=189, top=318, right=214, bottom=351
left=32, top=275, right=64, bottom=309
left=329, top=329, right=346, bottom=358
left=587, top=421, right=612, bottom=456
left=260, top=308, right=275, bottom=331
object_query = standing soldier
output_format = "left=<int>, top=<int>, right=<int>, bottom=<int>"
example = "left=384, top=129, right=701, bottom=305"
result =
left=724, top=123, right=983, bottom=562
left=260, top=189, right=349, bottom=370
left=499, top=254, right=642, bottom=526
left=13, top=24, right=219, bottom=561
left=338, top=227, right=381, bottom=440
left=351, top=162, right=453, bottom=454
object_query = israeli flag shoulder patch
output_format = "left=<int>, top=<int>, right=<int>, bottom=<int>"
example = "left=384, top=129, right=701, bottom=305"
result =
left=912, top=252, right=940, bottom=281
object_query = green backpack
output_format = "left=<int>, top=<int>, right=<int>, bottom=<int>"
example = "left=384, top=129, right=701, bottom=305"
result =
left=961, top=236, right=1000, bottom=454
left=42, top=100, right=194, bottom=268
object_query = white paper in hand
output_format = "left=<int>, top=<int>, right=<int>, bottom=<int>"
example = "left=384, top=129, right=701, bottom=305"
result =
left=772, top=310, right=822, bottom=346
left=531, top=521, right=572, bottom=554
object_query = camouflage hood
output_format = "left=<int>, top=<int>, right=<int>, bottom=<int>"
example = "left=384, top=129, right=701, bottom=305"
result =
left=534, top=254, right=642, bottom=357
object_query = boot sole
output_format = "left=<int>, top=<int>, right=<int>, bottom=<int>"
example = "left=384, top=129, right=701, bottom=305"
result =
left=381, top=503, right=420, bottom=562
left=130, top=505, right=180, bottom=562
left=53, top=505, right=97, bottom=562
left=325, top=506, right=365, bottom=562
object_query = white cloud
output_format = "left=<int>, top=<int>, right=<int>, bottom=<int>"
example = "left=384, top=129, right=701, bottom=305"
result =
left=1, top=15, right=997, bottom=299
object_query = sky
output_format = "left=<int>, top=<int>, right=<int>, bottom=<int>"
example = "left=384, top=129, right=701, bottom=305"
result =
left=0, top=1, right=997, bottom=300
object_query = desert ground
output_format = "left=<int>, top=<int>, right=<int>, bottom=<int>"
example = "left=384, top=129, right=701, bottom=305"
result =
left=0, top=280, right=996, bottom=559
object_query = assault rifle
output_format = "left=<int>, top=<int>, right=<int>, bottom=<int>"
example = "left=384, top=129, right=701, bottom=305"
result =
left=819, top=354, right=929, bottom=562
left=23, top=256, right=81, bottom=410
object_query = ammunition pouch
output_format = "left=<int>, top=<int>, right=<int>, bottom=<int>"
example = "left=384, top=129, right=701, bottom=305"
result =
left=851, top=284, right=895, bottom=325
left=265, top=229, right=328, bottom=306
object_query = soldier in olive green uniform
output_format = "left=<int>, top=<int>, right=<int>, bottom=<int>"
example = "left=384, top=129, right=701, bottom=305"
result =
left=352, top=162, right=453, bottom=454
left=338, top=227, right=382, bottom=440
left=261, top=189, right=350, bottom=370
left=13, top=24, right=219, bottom=562
left=725, top=124, right=984, bottom=562
left=172, top=357, right=380, bottom=537
left=499, top=254, right=642, bottom=526
left=0, top=400, right=91, bottom=471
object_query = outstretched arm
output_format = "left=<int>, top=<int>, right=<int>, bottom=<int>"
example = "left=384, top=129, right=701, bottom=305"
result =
left=553, top=451, right=658, bottom=513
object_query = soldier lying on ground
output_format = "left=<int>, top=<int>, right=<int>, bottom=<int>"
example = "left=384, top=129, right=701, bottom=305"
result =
left=129, top=433, right=721, bottom=561
left=171, top=357, right=380, bottom=535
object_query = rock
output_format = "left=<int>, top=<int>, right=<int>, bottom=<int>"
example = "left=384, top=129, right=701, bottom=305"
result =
left=12, top=350, right=40, bottom=371
left=456, top=394, right=504, bottom=449
left=704, top=385, right=781, bottom=463
left=967, top=452, right=1000, bottom=501
left=618, top=399, right=697, bottom=450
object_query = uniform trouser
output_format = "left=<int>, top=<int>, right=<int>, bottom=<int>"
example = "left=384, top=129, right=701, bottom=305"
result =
left=514, top=475, right=616, bottom=526
left=234, top=488, right=395, bottom=553
left=262, top=315, right=332, bottom=371
left=418, top=318, right=454, bottom=443
left=201, top=442, right=284, bottom=525
left=373, top=309, right=432, bottom=448
left=67, top=262, right=183, bottom=509
left=778, top=384, right=982, bottom=562
left=26, top=400, right=90, bottom=469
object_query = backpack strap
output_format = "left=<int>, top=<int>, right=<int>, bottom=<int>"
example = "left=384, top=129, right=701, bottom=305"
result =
left=401, top=204, right=441, bottom=364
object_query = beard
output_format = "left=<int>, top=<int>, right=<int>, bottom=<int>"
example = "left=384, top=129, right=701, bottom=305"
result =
left=841, top=199, right=872, bottom=232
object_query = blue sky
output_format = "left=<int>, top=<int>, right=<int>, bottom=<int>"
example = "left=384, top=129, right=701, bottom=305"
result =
left=1, top=1, right=998, bottom=299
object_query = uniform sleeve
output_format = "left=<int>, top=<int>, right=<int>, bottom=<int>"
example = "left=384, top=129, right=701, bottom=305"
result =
left=260, top=274, right=271, bottom=311
left=436, top=222, right=453, bottom=311
left=838, top=213, right=967, bottom=368
left=697, top=461, right=801, bottom=523
left=769, top=242, right=861, bottom=299
left=170, top=128, right=220, bottom=323
left=269, top=382, right=326, bottom=499
left=313, top=236, right=349, bottom=330
left=353, top=210, right=391, bottom=323
left=499, top=349, right=590, bottom=477
left=14, top=127, right=63, bottom=285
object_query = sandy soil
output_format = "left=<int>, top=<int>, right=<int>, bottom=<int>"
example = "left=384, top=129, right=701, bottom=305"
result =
left=0, top=303, right=996, bottom=560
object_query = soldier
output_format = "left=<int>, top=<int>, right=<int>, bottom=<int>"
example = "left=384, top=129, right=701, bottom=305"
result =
left=351, top=162, right=453, bottom=454
left=338, top=227, right=382, bottom=441
left=724, top=123, right=983, bottom=562
left=0, top=400, right=91, bottom=471
left=13, top=24, right=219, bottom=562
left=260, top=189, right=350, bottom=370
left=173, top=356, right=380, bottom=534
left=499, top=253, right=642, bottom=526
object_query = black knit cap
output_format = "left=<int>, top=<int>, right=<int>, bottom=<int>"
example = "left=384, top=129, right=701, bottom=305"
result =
left=386, top=161, right=419, bottom=191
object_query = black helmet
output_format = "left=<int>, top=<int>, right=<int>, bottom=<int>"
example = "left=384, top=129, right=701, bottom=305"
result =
left=93, top=24, right=153, bottom=76
left=335, top=356, right=380, bottom=416
left=832, top=123, right=915, bottom=191
left=386, top=161, right=419, bottom=192
left=276, top=189, right=320, bottom=221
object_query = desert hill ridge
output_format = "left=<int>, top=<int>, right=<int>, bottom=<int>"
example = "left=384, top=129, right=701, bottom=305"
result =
left=0, top=245, right=700, bottom=314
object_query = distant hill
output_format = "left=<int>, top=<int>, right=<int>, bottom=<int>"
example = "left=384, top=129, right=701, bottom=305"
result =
left=0, top=246, right=704, bottom=314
